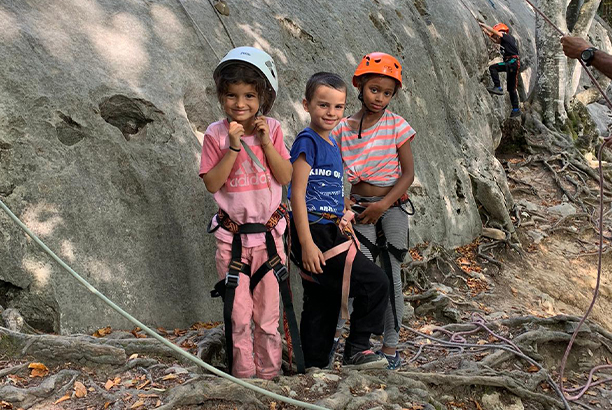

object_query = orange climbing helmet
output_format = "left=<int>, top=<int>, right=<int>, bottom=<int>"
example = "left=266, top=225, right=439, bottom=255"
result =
left=493, top=23, right=509, bottom=33
left=352, top=52, right=403, bottom=89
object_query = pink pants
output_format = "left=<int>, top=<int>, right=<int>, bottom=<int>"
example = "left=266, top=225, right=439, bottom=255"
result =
left=215, top=237, right=284, bottom=379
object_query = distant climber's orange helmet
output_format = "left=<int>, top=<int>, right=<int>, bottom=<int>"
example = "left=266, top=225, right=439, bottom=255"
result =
left=352, top=52, right=403, bottom=89
left=493, top=23, right=510, bottom=33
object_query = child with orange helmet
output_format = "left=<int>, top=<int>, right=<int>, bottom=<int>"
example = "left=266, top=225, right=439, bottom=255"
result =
left=331, top=52, right=416, bottom=370
left=479, top=21, right=521, bottom=118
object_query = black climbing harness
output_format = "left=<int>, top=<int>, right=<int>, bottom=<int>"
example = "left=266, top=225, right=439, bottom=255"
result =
left=352, top=194, right=414, bottom=332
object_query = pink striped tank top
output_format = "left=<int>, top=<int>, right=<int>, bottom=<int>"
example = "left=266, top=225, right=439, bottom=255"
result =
left=332, top=110, right=415, bottom=187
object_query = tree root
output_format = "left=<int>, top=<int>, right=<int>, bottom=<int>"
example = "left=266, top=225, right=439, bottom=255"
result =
left=0, top=326, right=204, bottom=367
left=398, top=370, right=565, bottom=408
left=0, top=363, right=28, bottom=378
left=157, top=376, right=266, bottom=410
left=0, top=326, right=127, bottom=366
left=0, top=369, right=80, bottom=408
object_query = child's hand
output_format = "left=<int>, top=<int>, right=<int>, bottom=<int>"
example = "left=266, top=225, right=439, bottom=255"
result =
left=357, top=201, right=386, bottom=224
left=254, top=116, right=271, bottom=147
left=228, top=121, right=244, bottom=150
left=302, top=240, right=326, bottom=274
left=343, top=196, right=355, bottom=213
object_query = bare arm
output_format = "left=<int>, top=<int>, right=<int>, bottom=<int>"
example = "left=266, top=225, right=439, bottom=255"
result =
left=591, top=51, right=612, bottom=80
left=479, top=22, right=502, bottom=41
left=201, top=122, right=243, bottom=193
left=561, top=36, right=612, bottom=80
left=380, top=141, right=415, bottom=208
left=262, top=143, right=292, bottom=185
left=254, top=116, right=292, bottom=185
left=290, top=155, right=325, bottom=273
left=201, top=149, right=239, bottom=193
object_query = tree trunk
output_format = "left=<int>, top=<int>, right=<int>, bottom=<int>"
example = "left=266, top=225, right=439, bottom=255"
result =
left=568, top=0, right=603, bottom=97
left=535, top=0, right=569, bottom=126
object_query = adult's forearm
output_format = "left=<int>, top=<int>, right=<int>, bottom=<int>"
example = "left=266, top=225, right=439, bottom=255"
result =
left=592, top=50, right=612, bottom=80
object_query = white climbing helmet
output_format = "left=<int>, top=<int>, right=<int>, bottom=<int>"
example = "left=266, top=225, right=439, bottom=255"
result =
left=213, top=46, right=278, bottom=114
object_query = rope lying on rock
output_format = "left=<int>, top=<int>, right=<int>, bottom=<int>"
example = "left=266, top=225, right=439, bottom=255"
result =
left=0, top=198, right=329, bottom=410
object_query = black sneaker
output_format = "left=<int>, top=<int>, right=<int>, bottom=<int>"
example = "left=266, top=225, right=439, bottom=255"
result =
left=487, top=86, right=504, bottom=95
left=342, top=349, right=387, bottom=369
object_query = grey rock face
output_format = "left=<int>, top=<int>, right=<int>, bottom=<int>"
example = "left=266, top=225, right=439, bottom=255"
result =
left=0, top=0, right=536, bottom=332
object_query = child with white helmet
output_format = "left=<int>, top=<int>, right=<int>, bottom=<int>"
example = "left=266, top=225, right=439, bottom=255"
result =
left=332, top=52, right=416, bottom=370
left=199, top=46, right=295, bottom=379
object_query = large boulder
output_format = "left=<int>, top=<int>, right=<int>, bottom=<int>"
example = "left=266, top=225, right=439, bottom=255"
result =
left=0, top=0, right=536, bottom=332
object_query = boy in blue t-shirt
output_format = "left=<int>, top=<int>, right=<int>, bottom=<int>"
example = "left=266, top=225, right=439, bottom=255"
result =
left=288, top=72, right=389, bottom=369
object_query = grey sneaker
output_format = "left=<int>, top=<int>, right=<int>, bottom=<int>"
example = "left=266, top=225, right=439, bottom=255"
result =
left=376, top=350, right=402, bottom=370
left=342, top=349, right=387, bottom=369
left=487, top=86, right=503, bottom=95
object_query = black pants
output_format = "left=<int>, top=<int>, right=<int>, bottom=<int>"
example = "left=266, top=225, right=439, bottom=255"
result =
left=489, top=59, right=520, bottom=109
left=290, top=220, right=389, bottom=368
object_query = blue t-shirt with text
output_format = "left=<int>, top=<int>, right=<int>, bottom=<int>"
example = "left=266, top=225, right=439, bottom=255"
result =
left=288, top=127, right=344, bottom=223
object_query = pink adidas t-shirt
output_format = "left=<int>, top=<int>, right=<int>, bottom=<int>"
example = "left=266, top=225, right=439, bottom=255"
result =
left=199, top=118, right=290, bottom=247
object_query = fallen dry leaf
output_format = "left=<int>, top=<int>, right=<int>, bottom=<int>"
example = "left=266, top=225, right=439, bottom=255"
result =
left=104, top=402, right=111, bottom=409
left=138, top=394, right=159, bottom=399
left=129, top=353, right=139, bottom=360
left=161, top=374, right=178, bottom=381
left=105, top=379, right=115, bottom=390
left=137, top=380, right=150, bottom=390
left=7, top=374, right=26, bottom=385
left=190, top=321, right=222, bottom=330
left=74, top=381, right=87, bottom=398
left=156, top=399, right=162, bottom=407
left=131, top=328, right=147, bottom=338
left=54, top=395, right=71, bottom=405
left=28, top=363, right=49, bottom=378
left=527, top=364, right=539, bottom=373
left=93, top=326, right=112, bottom=338
left=0, top=401, right=13, bottom=409
left=130, top=400, right=145, bottom=409
left=123, top=379, right=137, bottom=388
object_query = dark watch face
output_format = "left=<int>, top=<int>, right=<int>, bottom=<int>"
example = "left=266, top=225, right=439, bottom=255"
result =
left=581, top=48, right=595, bottom=61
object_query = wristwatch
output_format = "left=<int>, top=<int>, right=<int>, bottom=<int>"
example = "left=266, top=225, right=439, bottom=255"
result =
left=580, top=47, right=597, bottom=66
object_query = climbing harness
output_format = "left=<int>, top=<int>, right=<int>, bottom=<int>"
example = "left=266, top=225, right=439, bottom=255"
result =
left=351, top=193, right=414, bottom=332
left=209, top=204, right=305, bottom=374
left=293, top=210, right=359, bottom=321
left=0, top=198, right=326, bottom=410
